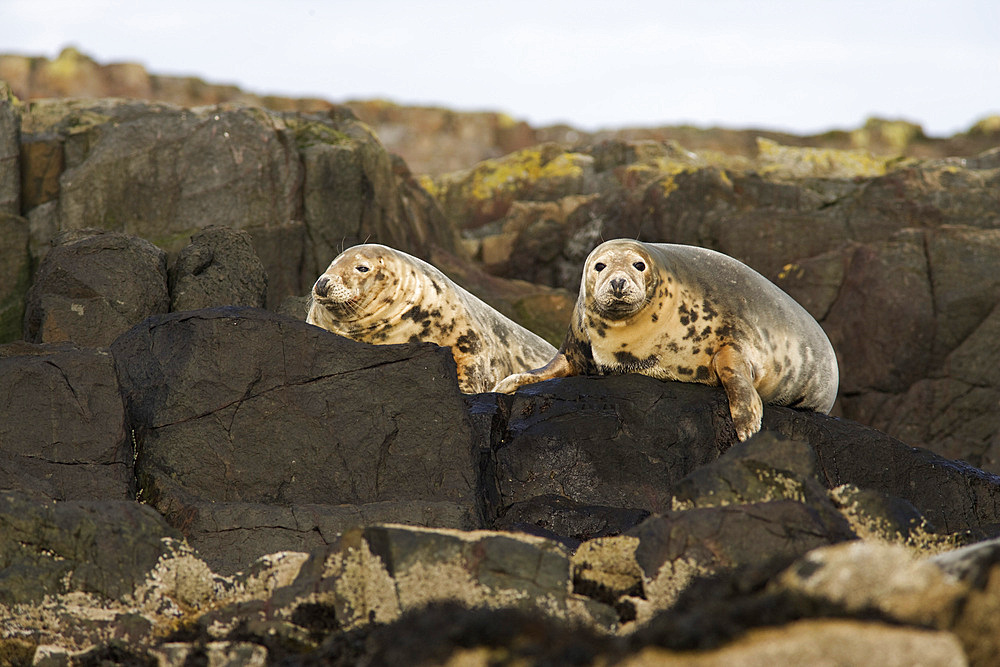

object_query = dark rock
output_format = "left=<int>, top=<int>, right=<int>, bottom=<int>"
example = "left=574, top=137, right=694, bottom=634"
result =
left=0, top=82, right=17, bottom=215
left=23, top=230, right=169, bottom=347
left=177, top=500, right=477, bottom=576
left=356, top=602, right=613, bottom=667
left=0, top=341, right=133, bottom=501
left=0, top=212, right=30, bottom=342
left=629, top=500, right=856, bottom=601
left=672, top=431, right=823, bottom=509
left=0, top=491, right=180, bottom=605
left=483, top=374, right=1000, bottom=542
left=491, top=375, right=734, bottom=517
left=168, top=226, right=267, bottom=311
left=494, top=494, right=650, bottom=548
left=766, top=408, right=1000, bottom=537
left=110, top=307, right=482, bottom=572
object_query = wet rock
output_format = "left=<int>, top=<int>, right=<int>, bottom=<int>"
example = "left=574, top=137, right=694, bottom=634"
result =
left=111, top=307, right=482, bottom=573
left=0, top=341, right=133, bottom=500
left=168, top=226, right=267, bottom=311
left=23, top=230, right=169, bottom=347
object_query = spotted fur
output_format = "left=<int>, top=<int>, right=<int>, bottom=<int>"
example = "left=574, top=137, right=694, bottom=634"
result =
left=492, top=239, right=840, bottom=441
left=306, top=244, right=557, bottom=393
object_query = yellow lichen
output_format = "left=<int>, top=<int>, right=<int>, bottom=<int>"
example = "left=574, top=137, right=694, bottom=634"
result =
left=465, top=145, right=587, bottom=202
left=757, top=137, right=894, bottom=179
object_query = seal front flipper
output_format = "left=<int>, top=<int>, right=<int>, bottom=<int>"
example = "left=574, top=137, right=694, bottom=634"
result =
left=711, top=343, right=764, bottom=441
left=492, top=351, right=576, bottom=394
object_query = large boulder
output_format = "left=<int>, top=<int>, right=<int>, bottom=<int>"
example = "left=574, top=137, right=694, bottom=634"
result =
left=110, top=307, right=483, bottom=573
left=0, top=212, right=29, bottom=342
left=22, top=230, right=169, bottom=347
left=476, top=374, right=1000, bottom=540
left=16, top=99, right=462, bottom=310
left=168, top=226, right=267, bottom=311
left=0, top=341, right=133, bottom=501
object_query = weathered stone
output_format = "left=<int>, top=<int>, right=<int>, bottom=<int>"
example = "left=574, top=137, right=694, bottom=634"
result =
left=361, top=524, right=616, bottom=626
left=494, top=494, right=650, bottom=547
left=0, top=82, right=18, bottom=215
left=491, top=375, right=732, bottom=516
left=178, top=500, right=477, bottom=575
left=0, top=491, right=180, bottom=605
left=630, top=500, right=856, bottom=610
left=623, top=620, right=967, bottom=667
left=111, top=307, right=482, bottom=572
left=672, top=431, right=823, bottom=509
left=0, top=213, right=30, bottom=342
left=168, top=226, right=267, bottom=311
left=0, top=341, right=133, bottom=500
left=776, top=541, right=962, bottom=628
left=23, top=230, right=169, bottom=347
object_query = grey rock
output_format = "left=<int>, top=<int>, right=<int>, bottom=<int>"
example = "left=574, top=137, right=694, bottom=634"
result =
left=0, top=341, right=133, bottom=500
left=111, top=307, right=482, bottom=572
left=0, top=491, right=180, bottom=604
left=0, top=212, right=30, bottom=342
left=23, top=230, right=169, bottom=347
left=169, top=226, right=267, bottom=311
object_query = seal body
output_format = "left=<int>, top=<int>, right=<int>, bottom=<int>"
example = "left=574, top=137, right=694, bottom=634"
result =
left=492, top=239, right=839, bottom=440
left=307, top=244, right=557, bottom=394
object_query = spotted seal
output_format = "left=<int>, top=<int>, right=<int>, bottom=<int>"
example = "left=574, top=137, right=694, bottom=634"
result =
left=306, top=243, right=557, bottom=394
left=492, top=239, right=839, bottom=440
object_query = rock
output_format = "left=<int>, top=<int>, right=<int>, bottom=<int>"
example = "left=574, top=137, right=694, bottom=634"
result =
left=426, top=143, right=595, bottom=230
left=0, top=491, right=180, bottom=605
left=0, top=341, right=133, bottom=500
left=0, top=212, right=30, bottom=342
left=23, top=230, right=169, bottom=347
left=776, top=541, right=962, bottom=628
left=360, top=524, right=615, bottom=625
left=671, top=431, right=824, bottom=509
left=494, top=494, right=650, bottom=547
left=0, top=82, right=18, bottom=214
left=15, top=99, right=463, bottom=310
left=630, top=500, right=856, bottom=612
left=486, top=376, right=733, bottom=518
left=623, top=620, right=967, bottom=667
left=168, top=226, right=267, bottom=311
left=110, top=307, right=482, bottom=573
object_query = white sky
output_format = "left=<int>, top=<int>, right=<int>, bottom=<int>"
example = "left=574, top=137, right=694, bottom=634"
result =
left=2, top=0, right=998, bottom=137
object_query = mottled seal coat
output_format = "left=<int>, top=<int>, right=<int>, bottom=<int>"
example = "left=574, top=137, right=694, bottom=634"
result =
left=493, top=239, right=839, bottom=440
left=307, top=244, right=557, bottom=394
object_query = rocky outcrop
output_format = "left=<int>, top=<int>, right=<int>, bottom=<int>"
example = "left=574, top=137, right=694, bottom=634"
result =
left=423, top=140, right=1000, bottom=475
left=2, top=305, right=1000, bottom=662
left=5, top=49, right=999, bottom=175
left=14, top=96, right=461, bottom=314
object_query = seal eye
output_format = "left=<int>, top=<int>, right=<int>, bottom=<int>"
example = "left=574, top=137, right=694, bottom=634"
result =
left=594, top=262, right=606, bottom=272
left=356, top=265, right=370, bottom=273
left=633, top=261, right=646, bottom=271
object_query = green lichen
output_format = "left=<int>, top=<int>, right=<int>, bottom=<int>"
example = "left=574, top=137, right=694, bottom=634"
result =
left=284, top=117, right=353, bottom=150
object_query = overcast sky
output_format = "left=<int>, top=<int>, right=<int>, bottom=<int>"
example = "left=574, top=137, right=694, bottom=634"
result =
left=2, top=0, right=998, bottom=137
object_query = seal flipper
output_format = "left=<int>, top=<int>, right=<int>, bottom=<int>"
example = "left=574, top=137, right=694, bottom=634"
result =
left=711, top=343, right=763, bottom=441
left=491, top=351, right=577, bottom=394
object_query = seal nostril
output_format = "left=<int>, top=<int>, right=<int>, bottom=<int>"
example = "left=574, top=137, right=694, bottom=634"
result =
left=314, top=276, right=330, bottom=296
left=611, top=278, right=626, bottom=293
